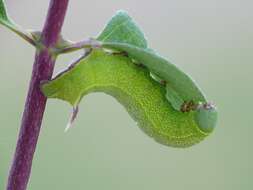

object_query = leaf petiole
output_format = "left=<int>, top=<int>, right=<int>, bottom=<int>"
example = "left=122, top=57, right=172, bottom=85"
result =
left=0, top=0, right=36, bottom=46
left=7, top=25, right=36, bottom=46
left=55, top=38, right=102, bottom=54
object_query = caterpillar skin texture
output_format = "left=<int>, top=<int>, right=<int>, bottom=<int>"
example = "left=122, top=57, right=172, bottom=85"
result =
left=102, top=43, right=218, bottom=133
left=42, top=50, right=210, bottom=148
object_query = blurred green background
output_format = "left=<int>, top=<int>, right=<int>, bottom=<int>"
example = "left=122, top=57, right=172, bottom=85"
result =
left=0, top=0, right=252, bottom=189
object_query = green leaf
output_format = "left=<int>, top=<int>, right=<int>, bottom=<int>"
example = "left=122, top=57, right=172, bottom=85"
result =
left=165, top=85, right=185, bottom=111
left=0, top=0, right=13, bottom=27
left=96, top=11, right=217, bottom=133
left=42, top=50, right=209, bottom=148
left=97, top=10, right=147, bottom=48
left=102, top=42, right=206, bottom=105
left=42, top=11, right=217, bottom=146
left=0, top=0, right=8, bottom=21
left=96, top=11, right=206, bottom=107
left=150, top=72, right=163, bottom=83
left=0, top=1, right=36, bottom=46
left=101, top=43, right=218, bottom=133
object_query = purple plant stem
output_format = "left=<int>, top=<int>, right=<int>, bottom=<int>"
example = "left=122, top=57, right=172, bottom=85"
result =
left=6, top=1, right=69, bottom=190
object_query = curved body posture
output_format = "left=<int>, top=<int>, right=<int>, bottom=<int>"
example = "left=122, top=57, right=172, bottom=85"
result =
left=42, top=50, right=209, bottom=148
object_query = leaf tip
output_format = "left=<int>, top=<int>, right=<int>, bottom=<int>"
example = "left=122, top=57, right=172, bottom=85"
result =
left=115, top=9, right=129, bottom=16
left=0, top=0, right=12, bottom=26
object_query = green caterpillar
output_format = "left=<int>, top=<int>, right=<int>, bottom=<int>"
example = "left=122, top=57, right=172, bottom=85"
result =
left=97, top=11, right=217, bottom=134
left=101, top=42, right=217, bottom=133
left=42, top=50, right=210, bottom=148
left=42, top=11, right=217, bottom=148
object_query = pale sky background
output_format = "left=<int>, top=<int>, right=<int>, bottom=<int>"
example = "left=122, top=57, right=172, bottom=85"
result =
left=0, top=1, right=252, bottom=189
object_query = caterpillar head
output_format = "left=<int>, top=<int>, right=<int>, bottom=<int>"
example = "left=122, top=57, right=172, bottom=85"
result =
left=195, top=102, right=218, bottom=133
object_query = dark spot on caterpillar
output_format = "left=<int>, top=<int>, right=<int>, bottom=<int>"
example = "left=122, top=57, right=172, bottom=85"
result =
left=160, top=80, right=167, bottom=86
left=134, top=62, right=145, bottom=68
left=112, top=51, right=129, bottom=57
left=180, top=100, right=197, bottom=113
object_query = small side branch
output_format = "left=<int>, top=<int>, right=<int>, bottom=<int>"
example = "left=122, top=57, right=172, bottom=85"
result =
left=0, top=0, right=36, bottom=46
left=56, top=38, right=102, bottom=54
left=1, top=23, right=36, bottom=46
left=9, top=26, right=36, bottom=46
